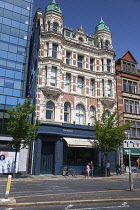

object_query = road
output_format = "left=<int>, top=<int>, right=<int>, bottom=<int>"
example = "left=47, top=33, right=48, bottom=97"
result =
left=1, top=201, right=140, bottom=210
left=0, top=176, right=140, bottom=205
left=0, top=177, right=140, bottom=204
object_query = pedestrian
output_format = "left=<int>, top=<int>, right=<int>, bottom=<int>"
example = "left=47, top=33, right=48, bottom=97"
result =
left=116, top=162, right=121, bottom=175
left=106, top=160, right=110, bottom=176
left=85, top=162, right=90, bottom=178
left=89, top=161, right=94, bottom=177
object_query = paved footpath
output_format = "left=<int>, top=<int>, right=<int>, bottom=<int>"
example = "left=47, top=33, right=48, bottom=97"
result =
left=0, top=172, right=140, bottom=207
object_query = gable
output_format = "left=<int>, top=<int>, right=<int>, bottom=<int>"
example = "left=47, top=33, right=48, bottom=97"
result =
left=122, top=51, right=137, bottom=63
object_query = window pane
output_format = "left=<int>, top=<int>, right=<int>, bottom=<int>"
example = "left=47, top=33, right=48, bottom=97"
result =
left=130, top=101, right=134, bottom=113
left=14, top=80, right=21, bottom=89
left=66, top=52, right=71, bottom=65
left=9, top=45, right=18, bottom=53
left=76, top=105, right=85, bottom=124
left=135, top=102, right=139, bottom=114
left=90, top=80, right=94, bottom=96
left=52, top=51, right=57, bottom=58
left=0, top=42, right=8, bottom=51
left=133, top=82, right=138, bottom=94
left=6, top=96, right=17, bottom=105
left=64, top=113, right=69, bottom=122
left=1, top=25, right=10, bottom=35
left=123, top=80, right=127, bottom=92
left=0, top=50, right=7, bottom=59
left=50, top=67, right=56, bottom=86
left=107, top=59, right=111, bottom=72
left=128, top=81, right=132, bottom=93
left=64, top=102, right=70, bottom=123
left=46, top=110, right=52, bottom=120
left=13, top=89, right=21, bottom=97
left=90, top=107, right=95, bottom=125
left=46, top=102, right=53, bottom=109
left=77, top=77, right=83, bottom=94
left=3, top=88, right=13, bottom=95
left=4, top=79, right=14, bottom=88
left=8, top=52, right=17, bottom=61
left=78, top=55, right=83, bottom=68
left=46, top=102, right=54, bottom=120
left=53, top=23, right=58, bottom=32
left=10, top=36, right=18, bottom=44
left=90, top=58, right=94, bottom=71
left=124, top=99, right=128, bottom=112
left=64, top=102, right=69, bottom=111
left=52, top=44, right=57, bottom=51
left=0, top=95, right=6, bottom=104
left=65, top=74, right=70, bottom=92
left=106, top=110, right=110, bottom=117
left=5, top=70, right=15, bottom=78
left=0, top=68, right=5, bottom=76
left=66, top=31, right=70, bottom=37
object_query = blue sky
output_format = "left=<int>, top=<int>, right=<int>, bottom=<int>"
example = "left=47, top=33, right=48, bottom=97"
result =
left=33, top=0, right=140, bottom=68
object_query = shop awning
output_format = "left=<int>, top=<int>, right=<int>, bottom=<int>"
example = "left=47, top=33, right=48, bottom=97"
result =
left=64, top=138, right=95, bottom=148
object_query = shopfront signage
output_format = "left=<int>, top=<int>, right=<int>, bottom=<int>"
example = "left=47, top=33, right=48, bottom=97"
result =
left=0, top=144, right=15, bottom=151
left=123, top=140, right=140, bottom=149
left=123, top=148, right=140, bottom=156
left=63, top=129, right=73, bottom=133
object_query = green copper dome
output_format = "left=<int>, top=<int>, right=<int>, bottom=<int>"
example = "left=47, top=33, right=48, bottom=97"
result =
left=46, top=0, right=62, bottom=14
left=95, top=18, right=110, bottom=33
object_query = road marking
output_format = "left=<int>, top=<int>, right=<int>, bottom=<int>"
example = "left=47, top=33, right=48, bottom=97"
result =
left=67, top=203, right=130, bottom=209
left=65, top=204, right=74, bottom=209
left=4, top=208, right=13, bottom=210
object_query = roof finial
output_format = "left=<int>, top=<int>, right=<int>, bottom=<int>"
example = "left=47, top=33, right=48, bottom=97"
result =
left=52, top=0, right=56, bottom=2
left=100, top=17, right=104, bottom=23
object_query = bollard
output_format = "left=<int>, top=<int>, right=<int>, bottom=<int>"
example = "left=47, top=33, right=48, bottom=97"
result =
left=5, top=175, right=12, bottom=199
left=129, top=172, right=133, bottom=191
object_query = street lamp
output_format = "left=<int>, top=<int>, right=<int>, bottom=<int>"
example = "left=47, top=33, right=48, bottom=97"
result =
left=124, top=132, right=133, bottom=191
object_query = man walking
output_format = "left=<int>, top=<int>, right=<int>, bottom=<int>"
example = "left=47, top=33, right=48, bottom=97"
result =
left=116, top=162, right=121, bottom=175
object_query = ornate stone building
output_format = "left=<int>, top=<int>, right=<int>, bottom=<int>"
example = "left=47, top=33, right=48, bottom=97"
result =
left=28, top=0, right=117, bottom=175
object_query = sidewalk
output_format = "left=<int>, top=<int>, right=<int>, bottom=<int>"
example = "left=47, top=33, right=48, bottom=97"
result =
left=0, top=172, right=140, bottom=207
left=0, top=172, right=139, bottom=181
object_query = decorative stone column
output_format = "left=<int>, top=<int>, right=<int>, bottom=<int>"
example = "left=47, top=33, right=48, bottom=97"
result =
left=46, top=64, right=52, bottom=85
left=48, top=42, right=52, bottom=57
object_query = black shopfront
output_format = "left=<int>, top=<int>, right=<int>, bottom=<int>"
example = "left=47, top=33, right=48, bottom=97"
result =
left=31, top=122, right=100, bottom=175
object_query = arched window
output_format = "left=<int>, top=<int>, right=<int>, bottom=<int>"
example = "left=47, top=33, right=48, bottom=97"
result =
left=64, top=102, right=71, bottom=123
left=105, top=40, right=109, bottom=49
left=79, top=37, right=83, bottom=43
left=46, top=101, right=54, bottom=120
left=53, top=22, right=58, bottom=32
left=100, top=40, right=103, bottom=49
left=90, top=106, right=95, bottom=125
left=48, top=21, right=50, bottom=31
left=105, top=110, right=110, bottom=118
left=76, top=104, right=85, bottom=125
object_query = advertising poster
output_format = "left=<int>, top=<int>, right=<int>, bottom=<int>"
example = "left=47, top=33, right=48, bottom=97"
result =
left=0, top=151, right=19, bottom=173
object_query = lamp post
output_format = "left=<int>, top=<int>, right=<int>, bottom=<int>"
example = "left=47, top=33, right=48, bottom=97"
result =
left=125, top=132, right=133, bottom=191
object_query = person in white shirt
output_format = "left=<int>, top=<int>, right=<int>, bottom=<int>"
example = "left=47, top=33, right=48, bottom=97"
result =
left=106, top=160, right=110, bottom=176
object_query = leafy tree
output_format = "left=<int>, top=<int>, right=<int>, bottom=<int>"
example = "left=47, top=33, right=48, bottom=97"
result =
left=7, top=97, right=39, bottom=178
left=94, top=109, right=132, bottom=175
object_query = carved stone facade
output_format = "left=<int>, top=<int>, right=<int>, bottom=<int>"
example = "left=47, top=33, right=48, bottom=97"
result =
left=28, top=1, right=118, bottom=175
left=29, top=4, right=117, bottom=126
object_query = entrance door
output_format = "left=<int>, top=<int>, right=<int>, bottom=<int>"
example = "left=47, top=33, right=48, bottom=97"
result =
left=40, top=141, right=55, bottom=174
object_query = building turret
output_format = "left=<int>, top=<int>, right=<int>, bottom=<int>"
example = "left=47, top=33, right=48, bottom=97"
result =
left=44, top=0, right=63, bottom=34
left=94, top=18, right=113, bottom=50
